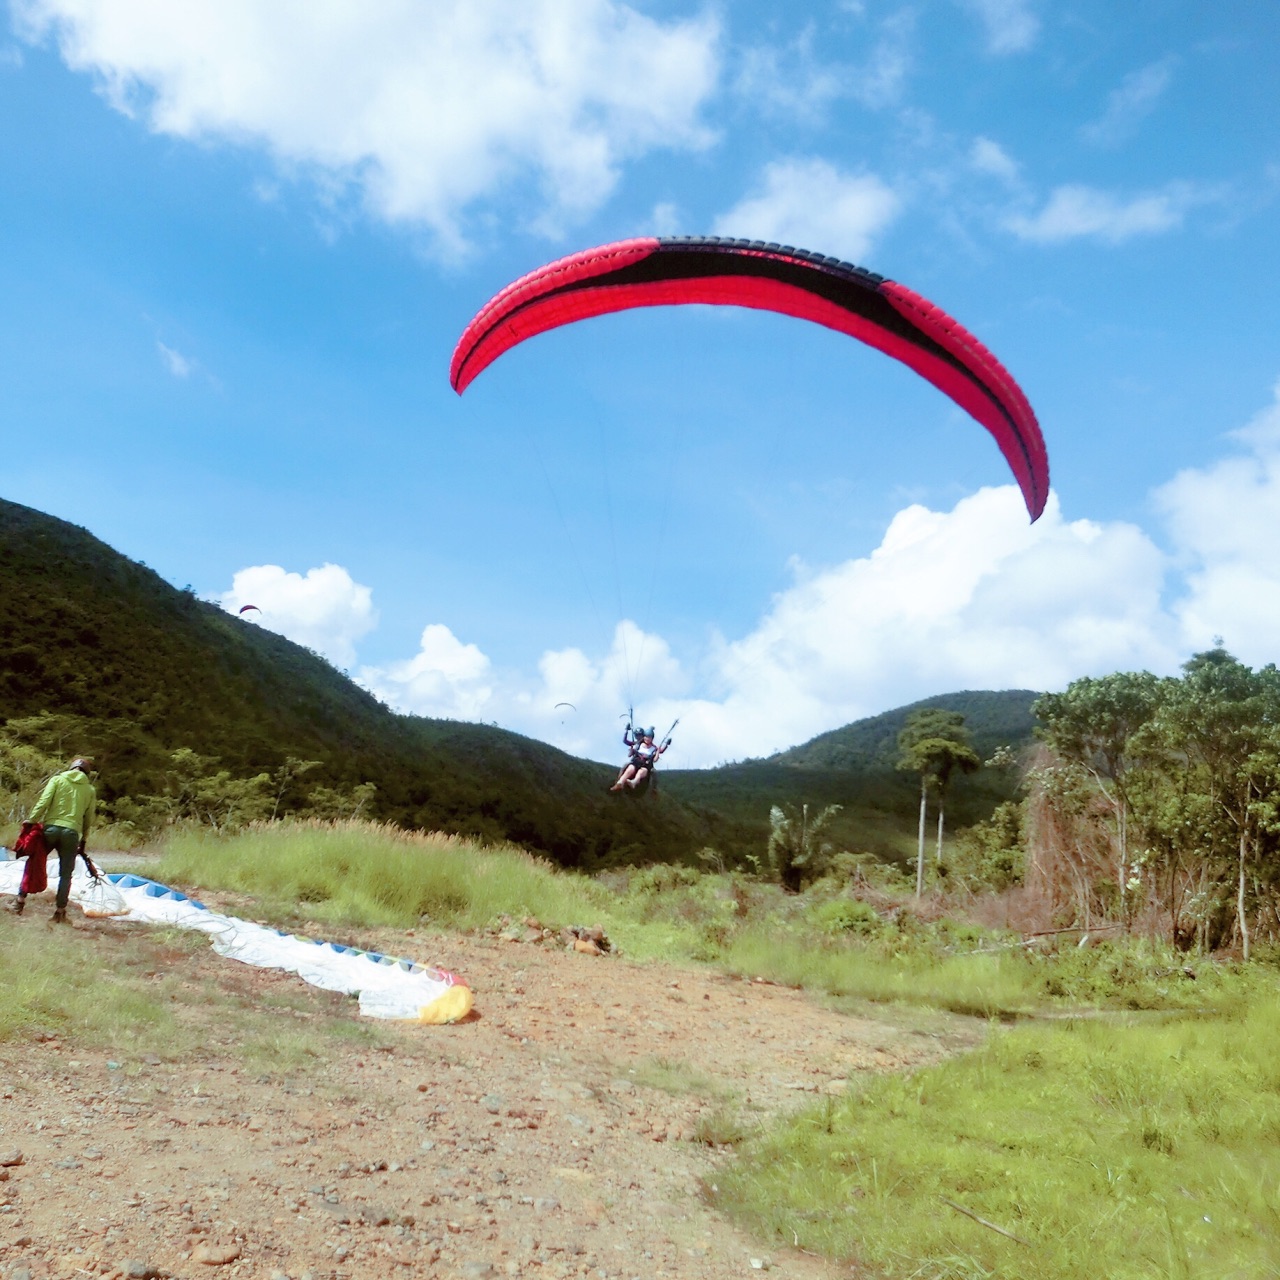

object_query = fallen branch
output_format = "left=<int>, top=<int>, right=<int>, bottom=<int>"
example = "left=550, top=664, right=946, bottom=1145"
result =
left=1023, top=923, right=1124, bottom=939
left=938, top=1196, right=1032, bottom=1247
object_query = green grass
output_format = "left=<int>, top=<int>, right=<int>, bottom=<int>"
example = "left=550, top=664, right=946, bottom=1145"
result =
left=0, top=918, right=188, bottom=1050
left=150, top=820, right=714, bottom=961
left=0, top=908, right=389, bottom=1068
left=716, top=926, right=1250, bottom=1020
left=719, top=925, right=1041, bottom=1017
left=155, top=819, right=610, bottom=927
left=715, top=991, right=1280, bottom=1279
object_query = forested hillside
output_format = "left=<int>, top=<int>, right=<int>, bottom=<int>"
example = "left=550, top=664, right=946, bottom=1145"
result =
left=770, top=689, right=1038, bottom=769
left=0, top=498, right=747, bottom=866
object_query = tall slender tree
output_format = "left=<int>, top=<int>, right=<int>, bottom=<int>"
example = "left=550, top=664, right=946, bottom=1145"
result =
left=896, top=710, right=980, bottom=897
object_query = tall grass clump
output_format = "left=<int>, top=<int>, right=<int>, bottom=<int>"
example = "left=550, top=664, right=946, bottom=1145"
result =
left=154, top=820, right=609, bottom=931
left=717, top=982, right=1280, bottom=1279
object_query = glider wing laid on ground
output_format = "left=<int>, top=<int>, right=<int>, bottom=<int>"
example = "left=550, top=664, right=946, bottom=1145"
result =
left=0, top=863, right=472, bottom=1024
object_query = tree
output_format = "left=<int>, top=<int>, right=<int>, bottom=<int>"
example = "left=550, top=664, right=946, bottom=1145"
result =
left=931, top=737, right=981, bottom=867
left=896, top=710, right=980, bottom=897
left=164, top=748, right=272, bottom=833
left=1035, top=672, right=1164, bottom=926
left=1151, top=650, right=1280, bottom=960
left=306, top=781, right=378, bottom=822
left=1031, top=652, right=1280, bottom=954
left=950, top=799, right=1025, bottom=893
left=0, top=718, right=63, bottom=825
left=269, top=756, right=323, bottom=821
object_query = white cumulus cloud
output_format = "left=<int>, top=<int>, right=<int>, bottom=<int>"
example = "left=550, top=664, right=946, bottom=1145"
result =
left=1156, top=381, right=1280, bottom=667
left=713, top=158, right=901, bottom=262
left=352, top=486, right=1180, bottom=768
left=359, top=618, right=686, bottom=759
left=659, top=487, right=1177, bottom=765
left=14, top=0, right=720, bottom=254
left=1005, top=183, right=1200, bottom=244
left=359, top=624, right=494, bottom=722
left=220, top=563, right=377, bottom=669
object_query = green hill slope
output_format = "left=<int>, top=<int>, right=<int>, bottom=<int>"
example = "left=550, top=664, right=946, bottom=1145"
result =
left=770, top=689, right=1039, bottom=770
left=0, top=498, right=746, bottom=867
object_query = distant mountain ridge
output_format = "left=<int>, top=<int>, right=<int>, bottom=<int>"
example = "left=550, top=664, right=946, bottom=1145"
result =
left=660, top=689, right=1039, bottom=862
left=0, top=497, right=1037, bottom=868
left=771, top=689, right=1040, bottom=770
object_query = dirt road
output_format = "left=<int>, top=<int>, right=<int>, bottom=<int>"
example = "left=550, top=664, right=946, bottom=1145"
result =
left=0, top=894, right=980, bottom=1280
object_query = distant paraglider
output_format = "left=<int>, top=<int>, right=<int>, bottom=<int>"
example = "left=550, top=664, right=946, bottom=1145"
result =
left=239, top=604, right=261, bottom=616
left=450, top=236, right=1049, bottom=520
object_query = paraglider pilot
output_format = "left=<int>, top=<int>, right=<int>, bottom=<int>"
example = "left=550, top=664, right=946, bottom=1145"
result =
left=610, top=726, right=671, bottom=793
left=8, top=756, right=102, bottom=923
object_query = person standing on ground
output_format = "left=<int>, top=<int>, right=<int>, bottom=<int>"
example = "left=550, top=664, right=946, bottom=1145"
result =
left=11, top=757, right=101, bottom=922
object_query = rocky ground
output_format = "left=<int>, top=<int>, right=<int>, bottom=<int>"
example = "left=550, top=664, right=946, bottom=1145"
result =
left=0, top=886, right=982, bottom=1280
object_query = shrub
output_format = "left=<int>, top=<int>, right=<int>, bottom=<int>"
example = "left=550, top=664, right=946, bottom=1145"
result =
left=809, top=897, right=883, bottom=937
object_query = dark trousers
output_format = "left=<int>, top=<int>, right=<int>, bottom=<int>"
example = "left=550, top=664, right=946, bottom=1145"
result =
left=42, top=825, right=80, bottom=910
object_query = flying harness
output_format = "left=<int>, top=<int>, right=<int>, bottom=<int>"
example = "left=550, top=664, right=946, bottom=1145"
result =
left=619, top=715, right=678, bottom=799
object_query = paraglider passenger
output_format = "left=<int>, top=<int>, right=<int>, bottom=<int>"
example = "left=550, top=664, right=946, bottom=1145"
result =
left=610, top=727, right=670, bottom=793
left=8, top=757, right=102, bottom=923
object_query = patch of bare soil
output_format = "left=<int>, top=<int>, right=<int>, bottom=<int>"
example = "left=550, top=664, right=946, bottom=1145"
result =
left=0, top=894, right=982, bottom=1280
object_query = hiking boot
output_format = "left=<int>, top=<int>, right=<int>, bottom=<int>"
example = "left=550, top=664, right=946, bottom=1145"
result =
left=5, top=897, right=23, bottom=916
left=51, top=908, right=69, bottom=925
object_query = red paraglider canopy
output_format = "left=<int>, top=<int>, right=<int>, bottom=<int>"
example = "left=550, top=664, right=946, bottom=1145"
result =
left=239, top=604, right=261, bottom=615
left=450, top=236, right=1048, bottom=520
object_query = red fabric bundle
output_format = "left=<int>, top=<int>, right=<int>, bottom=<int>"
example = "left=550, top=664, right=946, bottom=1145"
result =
left=14, top=822, right=48, bottom=894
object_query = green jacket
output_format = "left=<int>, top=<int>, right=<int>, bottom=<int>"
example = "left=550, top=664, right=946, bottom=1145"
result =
left=30, top=769, right=97, bottom=839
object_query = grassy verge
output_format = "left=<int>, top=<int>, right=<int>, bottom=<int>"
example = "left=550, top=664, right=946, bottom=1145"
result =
left=719, top=925, right=1040, bottom=1017
left=0, top=918, right=191, bottom=1051
left=715, top=991, right=1280, bottom=1279
left=0, top=912, right=389, bottom=1067
left=154, top=819, right=612, bottom=929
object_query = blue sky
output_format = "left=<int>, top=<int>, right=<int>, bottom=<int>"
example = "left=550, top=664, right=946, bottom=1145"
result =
left=2, top=0, right=1279, bottom=766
